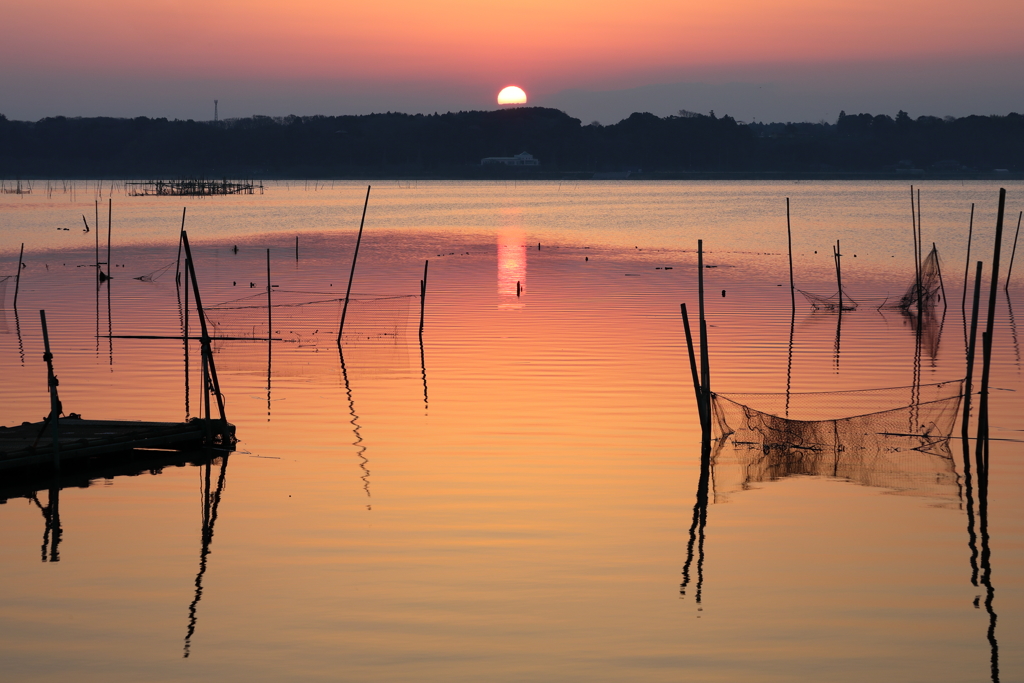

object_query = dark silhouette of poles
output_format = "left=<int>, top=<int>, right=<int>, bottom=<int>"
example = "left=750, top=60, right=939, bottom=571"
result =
left=1005, top=211, right=1022, bottom=292
left=338, top=186, right=371, bottom=344
left=786, top=198, right=795, bottom=312
left=295, top=236, right=299, bottom=261
left=962, top=261, right=983, bottom=444
left=680, top=303, right=706, bottom=428
left=962, top=204, right=975, bottom=334
left=39, top=310, right=61, bottom=471
left=833, top=240, right=843, bottom=311
left=106, top=198, right=112, bottom=279
left=697, top=240, right=711, bottom=431
left=175, top=208, right=187, bottom=286
left=94, top=200, right=100, bottom=282
left=266, top=249, right=272, bottom=340
left=976, top=188, right=1007, bottom=476
left=13, top=242, right=24, bottom=308
left=419, top=260, right=428, bottom=337
left=181, top=231, right=229, bottom=443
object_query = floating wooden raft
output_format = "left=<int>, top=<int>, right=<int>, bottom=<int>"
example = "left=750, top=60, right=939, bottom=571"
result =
left=0, top=416, right=235, bottom=474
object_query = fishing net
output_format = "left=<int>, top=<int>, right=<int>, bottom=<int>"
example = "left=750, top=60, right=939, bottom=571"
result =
left=0, top=275, right=9, bottom=308
left=798, top=285, right=858, bottom=311
left=710, top=379, right=964, bottom=504
left=881, top=245, right=944, bottom=311
left=134, top=261, right=176, bottom=282
left=200, top=290, right=417, bottom=348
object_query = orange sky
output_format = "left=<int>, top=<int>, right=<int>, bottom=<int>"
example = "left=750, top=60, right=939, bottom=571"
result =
left=2, top=0, right=1023, bottom=121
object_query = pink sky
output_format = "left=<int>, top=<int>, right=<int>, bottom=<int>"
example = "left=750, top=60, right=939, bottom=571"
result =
left=2, top=0, right=1023, bottom=122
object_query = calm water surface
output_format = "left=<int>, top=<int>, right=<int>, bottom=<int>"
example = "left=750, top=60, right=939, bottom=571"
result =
left=1, top=181, right=1023, bottom=682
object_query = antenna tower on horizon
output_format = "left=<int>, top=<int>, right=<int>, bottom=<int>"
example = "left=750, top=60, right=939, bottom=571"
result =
left=214, top=100, right=219, bottom=122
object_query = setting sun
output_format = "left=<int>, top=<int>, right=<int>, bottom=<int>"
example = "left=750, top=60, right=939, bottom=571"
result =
left=497, top=86, right=527, bottom=105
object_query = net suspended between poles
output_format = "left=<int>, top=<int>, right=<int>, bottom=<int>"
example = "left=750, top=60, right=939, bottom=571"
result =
left=709, top=379, right=965, bottom=504
left=133, top=261, right=176, bottom=282
left=202, top=290, right=418, bottom=348
left=797, top=286, right=858, bottom=311
left=881, top=244, right=945, bottom=312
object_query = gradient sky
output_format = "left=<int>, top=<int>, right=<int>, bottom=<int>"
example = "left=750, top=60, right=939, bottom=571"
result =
left=2, top=0, right=1023, bottom=123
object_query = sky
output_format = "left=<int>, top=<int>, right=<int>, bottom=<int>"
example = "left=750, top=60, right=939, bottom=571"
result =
left=2, top=0, right=1023, bottom=124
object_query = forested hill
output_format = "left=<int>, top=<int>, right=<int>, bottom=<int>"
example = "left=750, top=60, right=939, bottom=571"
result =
left=0, top=107, right=1021, bottom=178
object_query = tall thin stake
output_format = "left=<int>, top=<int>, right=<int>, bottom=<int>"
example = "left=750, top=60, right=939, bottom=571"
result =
left=39, top=310, right=61, bottom=470
left=338, top=186, right=372, bottom=344
left=697, top=240, right=711, bottom=428
left=266, top=249, right=272, bottom=340
left=962, top=261, right=983, bottom=443
left=419, top=260, right=429, bottom=338
left=681, top=303, right=706, bottom=427
left=106, top=198, right=112, bottom=277
left=834, top=240, right=844, bottom=311
left=13, top=242, right=24, bottom=308
left=910, top=186, right=920, bottom=301
left=1005, top=211, right=1022, bottom=291
left=95, top=199, right=100, bottom=281
left=962, top=204, right=975, bottom=316
left=786, top=198, right=795, bottom=313
left=977, top=189, right=1008, bottom=467
left=175, top=208, right=187, bottom=285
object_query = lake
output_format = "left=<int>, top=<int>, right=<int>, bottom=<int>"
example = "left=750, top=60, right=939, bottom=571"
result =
left=1, top=180, right=1022, bottom=682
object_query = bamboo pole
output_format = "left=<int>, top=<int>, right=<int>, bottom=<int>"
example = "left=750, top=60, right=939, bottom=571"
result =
left=95, top=200, right=99, bottom=281
left=419, top=260, right=429, bottom=337
left=39, top=310, right=61, bottom=470
left=697, top=240, right=710, bottom=428
left=1005, top=211, right=1022, bottom=291
left=338, top=186, right=372, bottom=344
left=681, top=303, right=706, bottom=428
left=175, top=208, right=187, bottom=285
left=106, top=198, right=112, bottom=277
left=267, top=249, right=272, bottom=341
left=962, top=261, right=983, bottom=444
left=13, top=242, right=24, bottom=308
left=976, top=189, right=1008, bottom=471
left=786, top=198, right=795, bottom=313
left=181, top=232, right=229, bottom=440
left=958, top=200, right=974, bottom=344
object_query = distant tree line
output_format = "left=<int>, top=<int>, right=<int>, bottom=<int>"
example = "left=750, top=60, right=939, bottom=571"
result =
left=0, top=107, right=1021, bottom=178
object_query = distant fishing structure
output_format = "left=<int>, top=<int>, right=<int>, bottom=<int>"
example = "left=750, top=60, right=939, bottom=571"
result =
left=126, top=178, right=262, bottom=197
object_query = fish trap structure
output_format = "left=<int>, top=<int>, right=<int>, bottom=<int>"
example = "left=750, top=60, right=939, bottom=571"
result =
left=126, top=178, right=261, bottom=197
left=202, top=290, right=418, bottom=349
left=710, top=379, right=964, bottom=503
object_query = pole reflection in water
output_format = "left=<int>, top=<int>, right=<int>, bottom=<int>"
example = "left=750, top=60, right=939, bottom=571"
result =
left=680, top=435, right=712, bottom=608
left=28, top=483, right=63, bottom=563
left=497, top=226, right=526, bottom=309
left=183, top=453, right=230, bottom=658
left=339, top=345, right=371, bottom=508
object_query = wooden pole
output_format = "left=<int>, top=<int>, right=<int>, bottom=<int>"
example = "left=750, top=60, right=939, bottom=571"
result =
left=962, top=261, right=983, bottom=443
left=1005, top=210, right=1022, bottom=292
left=697, top=240, right=710, bottom=425
left=977, top=189, right=1008, bottom=468
left=962, top=203, right=975, bottom=320
left=786, top=198, right=795, bottom=313
left=419, top=260, right=428, bottom=337
left=910, top=186, right=920, bottom=302
left=834, top=240, right=843, bottom=311
left=266, top=249, right=272, bottom=341
left=13, top=242, right=24, bottom=308
left=95, top=199, right=100, bottom=281
left=106, top=198, right=112, bottom=277
left=933, top=242, right=948, bottom=314
left=338, top=185, right=371, bottom=344
left=295, top=236, right=299, bottom=261
left=175, top=208, right=187, bottom=285
left=681, top=303, right=706, bottom=428
left=181, top=232, right=229, bottom=440
left=39, top=310, right=61, bottom=470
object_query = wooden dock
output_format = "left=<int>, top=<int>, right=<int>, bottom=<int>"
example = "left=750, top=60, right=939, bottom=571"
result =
left=0, top=416, right=235, bottom=475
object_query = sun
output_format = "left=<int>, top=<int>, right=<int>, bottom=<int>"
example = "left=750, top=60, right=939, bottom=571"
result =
left=497, top=86, right=527, bottom=106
